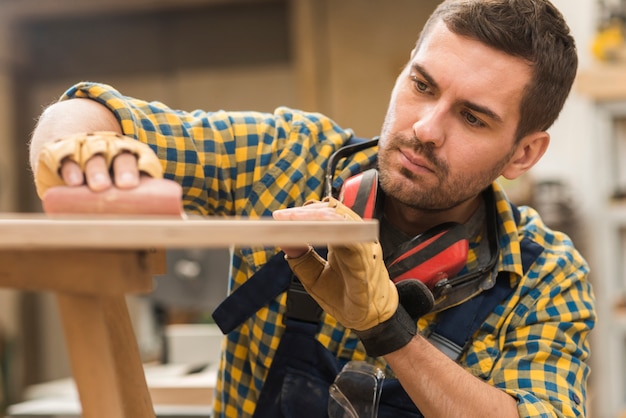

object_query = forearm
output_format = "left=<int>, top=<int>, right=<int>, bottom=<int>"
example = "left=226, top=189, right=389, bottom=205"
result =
left=29, top=98, right=121, bottom=173
left=384, top=335, right=519, bottom=418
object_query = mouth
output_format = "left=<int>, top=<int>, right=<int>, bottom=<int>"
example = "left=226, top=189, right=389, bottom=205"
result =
left=398, top=148, right=435, bottom=175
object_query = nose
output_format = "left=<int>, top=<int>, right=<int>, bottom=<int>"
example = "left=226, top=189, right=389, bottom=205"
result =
left=412, top=105, right=445, bottom=147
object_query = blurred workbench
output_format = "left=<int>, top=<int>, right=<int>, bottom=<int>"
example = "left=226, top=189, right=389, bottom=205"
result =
left=7, top=362, right=216, bottom=417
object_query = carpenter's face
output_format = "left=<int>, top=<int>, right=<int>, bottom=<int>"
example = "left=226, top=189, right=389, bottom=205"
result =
left=378, top=21, right=532, bottom=211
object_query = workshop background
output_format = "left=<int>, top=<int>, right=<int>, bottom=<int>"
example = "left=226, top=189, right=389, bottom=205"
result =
left=0, top=0, right=621, bottom=417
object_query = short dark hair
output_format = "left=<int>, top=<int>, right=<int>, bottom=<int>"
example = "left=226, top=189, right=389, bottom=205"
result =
left=418, top=0, right=577, bottom=141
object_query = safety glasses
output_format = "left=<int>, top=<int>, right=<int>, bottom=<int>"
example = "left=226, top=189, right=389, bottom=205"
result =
left=328, top=361, right=385, bottom=418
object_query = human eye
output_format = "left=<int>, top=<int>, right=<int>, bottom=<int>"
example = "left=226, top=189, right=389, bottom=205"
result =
left=461, top=110, right=486, bottom=128
left=410, top=75, right=431, bottom=94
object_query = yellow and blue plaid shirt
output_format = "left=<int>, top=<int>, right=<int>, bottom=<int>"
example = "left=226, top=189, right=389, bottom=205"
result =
left=62, top=82, right=596, bottom=418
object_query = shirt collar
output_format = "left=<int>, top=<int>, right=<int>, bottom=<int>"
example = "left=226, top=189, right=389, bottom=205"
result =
left=491, top=181, right=525, bottom=285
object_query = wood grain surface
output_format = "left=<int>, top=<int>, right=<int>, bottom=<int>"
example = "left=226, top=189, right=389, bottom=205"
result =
left=0, top=215, right=378, bottom=249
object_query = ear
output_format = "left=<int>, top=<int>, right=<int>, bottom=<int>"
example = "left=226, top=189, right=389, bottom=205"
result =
left=500, top=131, right=550, bottom=180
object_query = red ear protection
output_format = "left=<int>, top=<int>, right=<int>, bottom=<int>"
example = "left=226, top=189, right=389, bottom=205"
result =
left=385, top=223, right=468, bottom=288
left=339, top=169, right=469, bottom=290
left=339, top=169, right=381, bottom=219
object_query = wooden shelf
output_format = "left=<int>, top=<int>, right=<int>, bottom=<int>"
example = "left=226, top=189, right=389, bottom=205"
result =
left=576, top=63, right=626, bottom=101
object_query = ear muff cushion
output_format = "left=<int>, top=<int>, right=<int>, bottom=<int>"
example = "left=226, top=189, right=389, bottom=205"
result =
left=396, top=279, right=435, bottom=320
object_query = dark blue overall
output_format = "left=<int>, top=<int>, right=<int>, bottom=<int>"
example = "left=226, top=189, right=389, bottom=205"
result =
left=213, top=205, right=542, bottom=418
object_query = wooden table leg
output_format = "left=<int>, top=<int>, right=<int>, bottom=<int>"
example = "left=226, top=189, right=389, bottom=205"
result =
left=0, top=249, right=161, bottom=416
left=57, top=293, right=155, bottom=418
left=103, top=295, right=156, bottom=416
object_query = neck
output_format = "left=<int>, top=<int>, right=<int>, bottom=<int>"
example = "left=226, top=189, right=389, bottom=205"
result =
left=383, top=195, right=482, bottom=237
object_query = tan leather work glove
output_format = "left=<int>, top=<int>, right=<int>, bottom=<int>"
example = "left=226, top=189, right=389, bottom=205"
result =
left=35, top=131, right=163, bottom=198
left=283, top=197, right=431, bottom=356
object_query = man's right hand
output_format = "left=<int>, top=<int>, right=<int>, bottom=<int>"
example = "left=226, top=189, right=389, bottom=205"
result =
left=59, top=146, right=139, bottom=192
left=35, top=131, right=163, bottom=198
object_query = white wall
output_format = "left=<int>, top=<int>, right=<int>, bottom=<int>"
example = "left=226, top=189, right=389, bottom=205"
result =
left=543, top=3, right=609, bottom=416
left=534, top=0, right=597, bottom=210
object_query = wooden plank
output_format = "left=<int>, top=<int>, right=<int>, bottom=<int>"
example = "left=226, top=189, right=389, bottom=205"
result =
left=0, top=216, right=378, bottom=249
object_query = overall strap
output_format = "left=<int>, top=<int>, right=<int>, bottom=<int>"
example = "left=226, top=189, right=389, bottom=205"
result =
left=428, top=204, right=544, bottom=360
left=212, top=248, right=329, bottom=333
left=212, top=251, right=293, bottom=334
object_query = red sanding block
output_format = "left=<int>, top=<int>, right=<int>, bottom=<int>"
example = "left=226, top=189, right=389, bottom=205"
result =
left=41, top=177, right=184, bottom=216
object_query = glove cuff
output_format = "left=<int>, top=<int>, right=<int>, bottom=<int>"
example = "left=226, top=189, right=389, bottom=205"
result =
left=354, top=304, right=417, bottom=357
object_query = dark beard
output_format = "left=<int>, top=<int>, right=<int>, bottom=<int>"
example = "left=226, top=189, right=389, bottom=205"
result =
left=377, top=133, right=452, bottom=211
left=377, top=131, right=509, bottom=211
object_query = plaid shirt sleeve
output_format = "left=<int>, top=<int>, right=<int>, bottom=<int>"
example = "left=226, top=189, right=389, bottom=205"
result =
left=501, top=257, right=593, bottom=417
left=463, top=195, right=596, bottom=418
left=60, top=81, right=373, bottom=216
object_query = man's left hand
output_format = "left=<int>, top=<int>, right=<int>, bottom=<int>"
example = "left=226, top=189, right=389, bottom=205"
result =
left=273, top=198, right=432, bottom=356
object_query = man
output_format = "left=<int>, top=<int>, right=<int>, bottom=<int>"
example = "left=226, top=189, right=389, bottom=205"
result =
left=29, top=0, right=595, bottom=417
